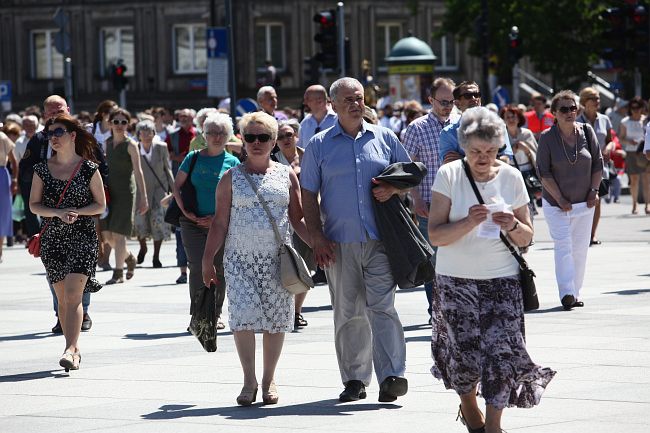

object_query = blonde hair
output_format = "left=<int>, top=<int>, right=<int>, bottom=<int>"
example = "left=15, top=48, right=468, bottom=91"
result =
left=238, top=111, right=278, bottom=140
left=578, top=87, right=599, bottom=107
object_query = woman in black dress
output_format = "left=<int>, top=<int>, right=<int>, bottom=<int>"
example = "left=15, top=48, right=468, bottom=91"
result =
left=29, top=114, right=106, bottom=372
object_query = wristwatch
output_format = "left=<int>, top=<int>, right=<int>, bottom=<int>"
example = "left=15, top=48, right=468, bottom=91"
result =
left=589, top=188, right=598, bottom=193
left=508, top=221, right=519, bottom=232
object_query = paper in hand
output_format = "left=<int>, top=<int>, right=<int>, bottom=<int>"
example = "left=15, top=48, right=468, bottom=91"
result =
left=476, top=196, right=512, bottom=239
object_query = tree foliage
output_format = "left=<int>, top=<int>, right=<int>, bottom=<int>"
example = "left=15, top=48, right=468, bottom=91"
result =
left=440, top=0, right=611, bottom=89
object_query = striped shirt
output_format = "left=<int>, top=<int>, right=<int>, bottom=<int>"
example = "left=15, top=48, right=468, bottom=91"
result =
left=402, top=112, right=451, bottom=203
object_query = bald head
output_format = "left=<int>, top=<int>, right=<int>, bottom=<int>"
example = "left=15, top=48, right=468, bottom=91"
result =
left=43, top=95, right=68, bottom=121
left=303, top=85, right=329, bottom=115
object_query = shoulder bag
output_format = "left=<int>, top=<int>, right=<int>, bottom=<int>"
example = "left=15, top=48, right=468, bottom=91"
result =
left=583, top=124, right=609, bottom=197
left=461, top=159, right=539, bottom=312
left=27, top=159, right=84, bottom=258
left=239, top=166, right=313, bottom=295
left=164, top=151, right=199, bottom=226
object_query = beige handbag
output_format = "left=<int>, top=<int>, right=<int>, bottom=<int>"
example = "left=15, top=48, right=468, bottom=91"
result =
left=240, top=167, right=313, bottom=295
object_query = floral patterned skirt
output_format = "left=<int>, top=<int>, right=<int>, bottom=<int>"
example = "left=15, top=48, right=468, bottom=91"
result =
left=431, top=274, right=556, bottom=409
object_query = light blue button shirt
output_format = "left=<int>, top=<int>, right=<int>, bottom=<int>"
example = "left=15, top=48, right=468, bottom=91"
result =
left=299, top=108, right=338, bottom=148
left=439, top=116, right=513, bottom=160
left=300, top=120, right=412, bottom=243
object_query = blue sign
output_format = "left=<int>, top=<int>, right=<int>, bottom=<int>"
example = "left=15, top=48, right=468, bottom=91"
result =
left=0, top=81, right=11, bottom=102
left=207, top=28, right=228, bottom=59
left=492, top=85, right=510, bottom=109
left=236, top=98, right=258, bottom=117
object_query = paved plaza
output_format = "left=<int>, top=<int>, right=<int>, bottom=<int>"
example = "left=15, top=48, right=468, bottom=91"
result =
left=1, top=196, right=649, bottom=433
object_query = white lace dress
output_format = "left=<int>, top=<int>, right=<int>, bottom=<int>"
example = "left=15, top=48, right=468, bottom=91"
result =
left=224, top=164, right=295, bottom=333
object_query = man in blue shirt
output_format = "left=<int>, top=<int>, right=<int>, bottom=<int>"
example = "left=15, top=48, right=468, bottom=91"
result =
left=299, top=84, right=337, bottom=147
left=439, top=81, right=513, bottom=163
left=301, top=77, right=411, bottom=404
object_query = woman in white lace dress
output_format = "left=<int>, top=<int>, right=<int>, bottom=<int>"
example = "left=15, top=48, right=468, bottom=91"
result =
left=202, top=112, right=310, bottom=407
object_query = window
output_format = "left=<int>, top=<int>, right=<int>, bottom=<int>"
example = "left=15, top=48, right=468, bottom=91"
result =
left=255, top=23, right=285, bottom=70
left=432, top=34, right=459, bottom=70
left=100, top=27, right=135, bottom=77
left=376, top=23, right=402, bottom=69
left=173, top=24, right=207, bottom=74
left=31, top=30, right=64, bottom=79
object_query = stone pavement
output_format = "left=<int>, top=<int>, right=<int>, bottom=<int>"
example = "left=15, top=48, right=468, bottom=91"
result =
left=1, top=195, right=649, bottom=433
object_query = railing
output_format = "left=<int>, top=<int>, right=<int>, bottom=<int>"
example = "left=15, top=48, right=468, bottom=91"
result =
left=518, top=68, right=554, bottom=95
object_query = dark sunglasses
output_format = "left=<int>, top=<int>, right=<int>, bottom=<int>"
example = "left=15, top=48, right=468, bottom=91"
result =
left=558, top=105, right=578, bottom=114
left=459, top=92, right=481, bottom=100
left=277, top=131, right=294, bottom=140
left=434, top=97, right=455, bottom=107
left=112, top=119, right=128, bottom=125
left=47, top=127, right=69, bottom=139
left=243, top=133, right=272, bottom=143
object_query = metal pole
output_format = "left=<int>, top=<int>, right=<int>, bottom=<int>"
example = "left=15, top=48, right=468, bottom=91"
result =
left=64, top=57, right=74, bottom=113
left=337, top=2, right=345, bottom=78
left=119, top=88, right=126, bottom=109
left=634, top=67, right=642, bottom=97
left=480, top=0, right=489, bottom=103
left=512, top=63, right=520, bottom=104
left=225, top=0, right=237, bottom=122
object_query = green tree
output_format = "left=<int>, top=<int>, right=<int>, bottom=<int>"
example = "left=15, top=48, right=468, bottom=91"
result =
left=440, top=0, right=609, bottom=90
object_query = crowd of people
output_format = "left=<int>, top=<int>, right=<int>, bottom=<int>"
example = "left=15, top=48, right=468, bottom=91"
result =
left=2, top=74, right=650, bottom=432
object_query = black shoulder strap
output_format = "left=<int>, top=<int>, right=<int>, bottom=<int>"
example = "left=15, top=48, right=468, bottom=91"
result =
left=188, top=150, right=199, bottom=174
left=461, top=159, right=529, bottom=270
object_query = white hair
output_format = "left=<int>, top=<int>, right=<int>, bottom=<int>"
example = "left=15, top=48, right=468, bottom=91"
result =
left=136, top=119, right=156, bottom=135
left=22, top=114, right=38, bottom=125
left=257, top=86, right=276, bottom=101
left=330, top=77, right=363, bottom=103
left=203, top=112, right=234, bottom=138
left=457, top=107, right=504, bottom=151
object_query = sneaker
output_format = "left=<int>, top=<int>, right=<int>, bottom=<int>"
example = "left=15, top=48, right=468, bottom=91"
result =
left=176, top=273, right=188, bottom=284
left=81, top=313, right=92, bottom=331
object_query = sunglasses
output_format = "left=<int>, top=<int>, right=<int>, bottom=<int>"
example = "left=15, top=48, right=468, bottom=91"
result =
left=459, top=92, right=481, bottom=100
left=433, top=97, right=455, bottom=107
left=558, top=105, right=578, bottom=114
left=47, top=127, right=69, bottom=139
left=112, top=119, right=128, bottom=125
left=277, top=131, right=294, bottom=140
left=243, top=133, right=272, bottom=143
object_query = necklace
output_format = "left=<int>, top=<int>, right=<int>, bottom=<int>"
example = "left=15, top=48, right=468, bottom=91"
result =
left=559, top=127, right=578, bottom=165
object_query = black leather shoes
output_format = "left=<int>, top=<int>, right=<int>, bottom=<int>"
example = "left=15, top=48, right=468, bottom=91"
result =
left=573, top=300, right=584, bottom=308
left=378, top=376, right=408, bottom=402
left=81, top=313, right=92, bottom=331
left=561, top=295, right=575, bottom=311
left=52, top=319, right=63, bottom=334
left=339, top=380, right=366, bottom=402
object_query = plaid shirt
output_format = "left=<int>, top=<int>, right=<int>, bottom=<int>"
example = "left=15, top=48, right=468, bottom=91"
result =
left=402, top=112, right=450, bottom=204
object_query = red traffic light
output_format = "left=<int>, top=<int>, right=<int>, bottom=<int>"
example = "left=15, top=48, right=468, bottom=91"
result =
left=313, top=11, right=335, bottom=28
left=632, top=5, right=648, bottom=24
left=115, top=65, right=125, bottom=76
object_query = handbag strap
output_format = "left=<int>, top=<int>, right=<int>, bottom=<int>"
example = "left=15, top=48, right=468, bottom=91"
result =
left=39, top=158, right=84, bottom=235
left=141, top=147, right=169, bottom=192
left=239, top=165, right=284, bottom=245
left=461, top=159, right=529, bottom=270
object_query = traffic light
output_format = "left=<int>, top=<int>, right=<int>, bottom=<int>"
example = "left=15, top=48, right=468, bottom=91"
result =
left=304, top=56, right=319, bottom=85
left=313, top=10, right=338, bottom=70
left=111, top=61, right=128, bottom=92
left=507, top=26, right=522, bottom=64
left=600, top=2, right=650, bottom=69
left=600, top=7, right=627, bottom=68
left=631, top=4, right=649, bottom=67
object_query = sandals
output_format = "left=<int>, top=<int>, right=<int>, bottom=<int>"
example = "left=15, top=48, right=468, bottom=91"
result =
left=456, top=404, right=486, bottom=433
left=125, top=253, right=136, bottom=280
left=72, top=351, right=81, bottom=370
left=106, top=269, right=124, bottom=285
left=262, top=382, right=279, bottom=405
left=236, top=385, right=258, bottom=406
left=59, top=351, right=74, bottom=372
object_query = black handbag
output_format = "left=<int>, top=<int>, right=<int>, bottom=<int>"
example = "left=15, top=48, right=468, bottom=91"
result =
left=511, top=148, right=542, bottom=196
left=583, top=124, right=609, bottom=197
left=189, top=283, right=218, bottom=352
left=462, top=160, right=539, bottom=312
left=164, top=151, right=199, bottom=226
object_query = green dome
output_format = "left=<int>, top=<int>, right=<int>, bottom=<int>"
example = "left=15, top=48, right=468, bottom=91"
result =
left=386, top=36, right=436, bottom=62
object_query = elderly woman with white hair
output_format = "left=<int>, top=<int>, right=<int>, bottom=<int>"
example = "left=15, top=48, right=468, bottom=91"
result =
left=174, top=113, right=241, bottom=330
left=134, top=119, right=174, bottom=267
left=428, top=107, right=555, bottom=433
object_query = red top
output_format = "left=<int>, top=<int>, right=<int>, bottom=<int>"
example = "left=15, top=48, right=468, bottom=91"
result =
left=524, top=110, right=554, bottom=136
left=166, top=126, right=196, bottom=156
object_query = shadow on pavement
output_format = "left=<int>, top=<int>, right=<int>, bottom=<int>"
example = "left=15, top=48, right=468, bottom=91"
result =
left=0, top=370, right=67, bottom=382
left=140, top=283, right=184, bottom=288
left=141, top=399, right=400, bottom=420
left=301, top=305, right=333, bottom=313
left=405, top=335, right=430, bottom=343
left=396, top=286, right=424, bottom=293
left=603, top=288, right=650, bottom=295
left=0, top=332, right=57, bottom=342
left=403, top=323, right=430, bottom=332
left=525, top=306, right=565, bottom=314
left=123, top=331, right=233, bottom=340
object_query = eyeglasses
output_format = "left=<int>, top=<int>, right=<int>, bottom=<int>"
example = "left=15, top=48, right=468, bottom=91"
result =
left=433, top=98, right=455, bottom=107
left=47, top=127, right=69, bottom=139
left=458, top=92, right=481, bottom=100
left=558, top=105, right=578, bottom=114
left=277, top=131, right=294, bottom=140
left=112, top=119, right=128, bottom=125
left=243, top=133, right=272, bottom=143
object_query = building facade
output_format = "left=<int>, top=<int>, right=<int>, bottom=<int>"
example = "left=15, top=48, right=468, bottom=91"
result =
left=0, top=0, right=480, bottom=112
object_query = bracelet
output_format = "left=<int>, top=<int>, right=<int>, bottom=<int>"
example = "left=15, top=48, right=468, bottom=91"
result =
left=507, top=220, right=519, bottom=232
left=589, top=188, right=598, bottom=193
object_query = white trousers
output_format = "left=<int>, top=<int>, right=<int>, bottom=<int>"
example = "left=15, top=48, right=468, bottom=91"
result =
left=325, top=239, right=406, bottom=386
left=542, top=200, right=594, bottom=300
